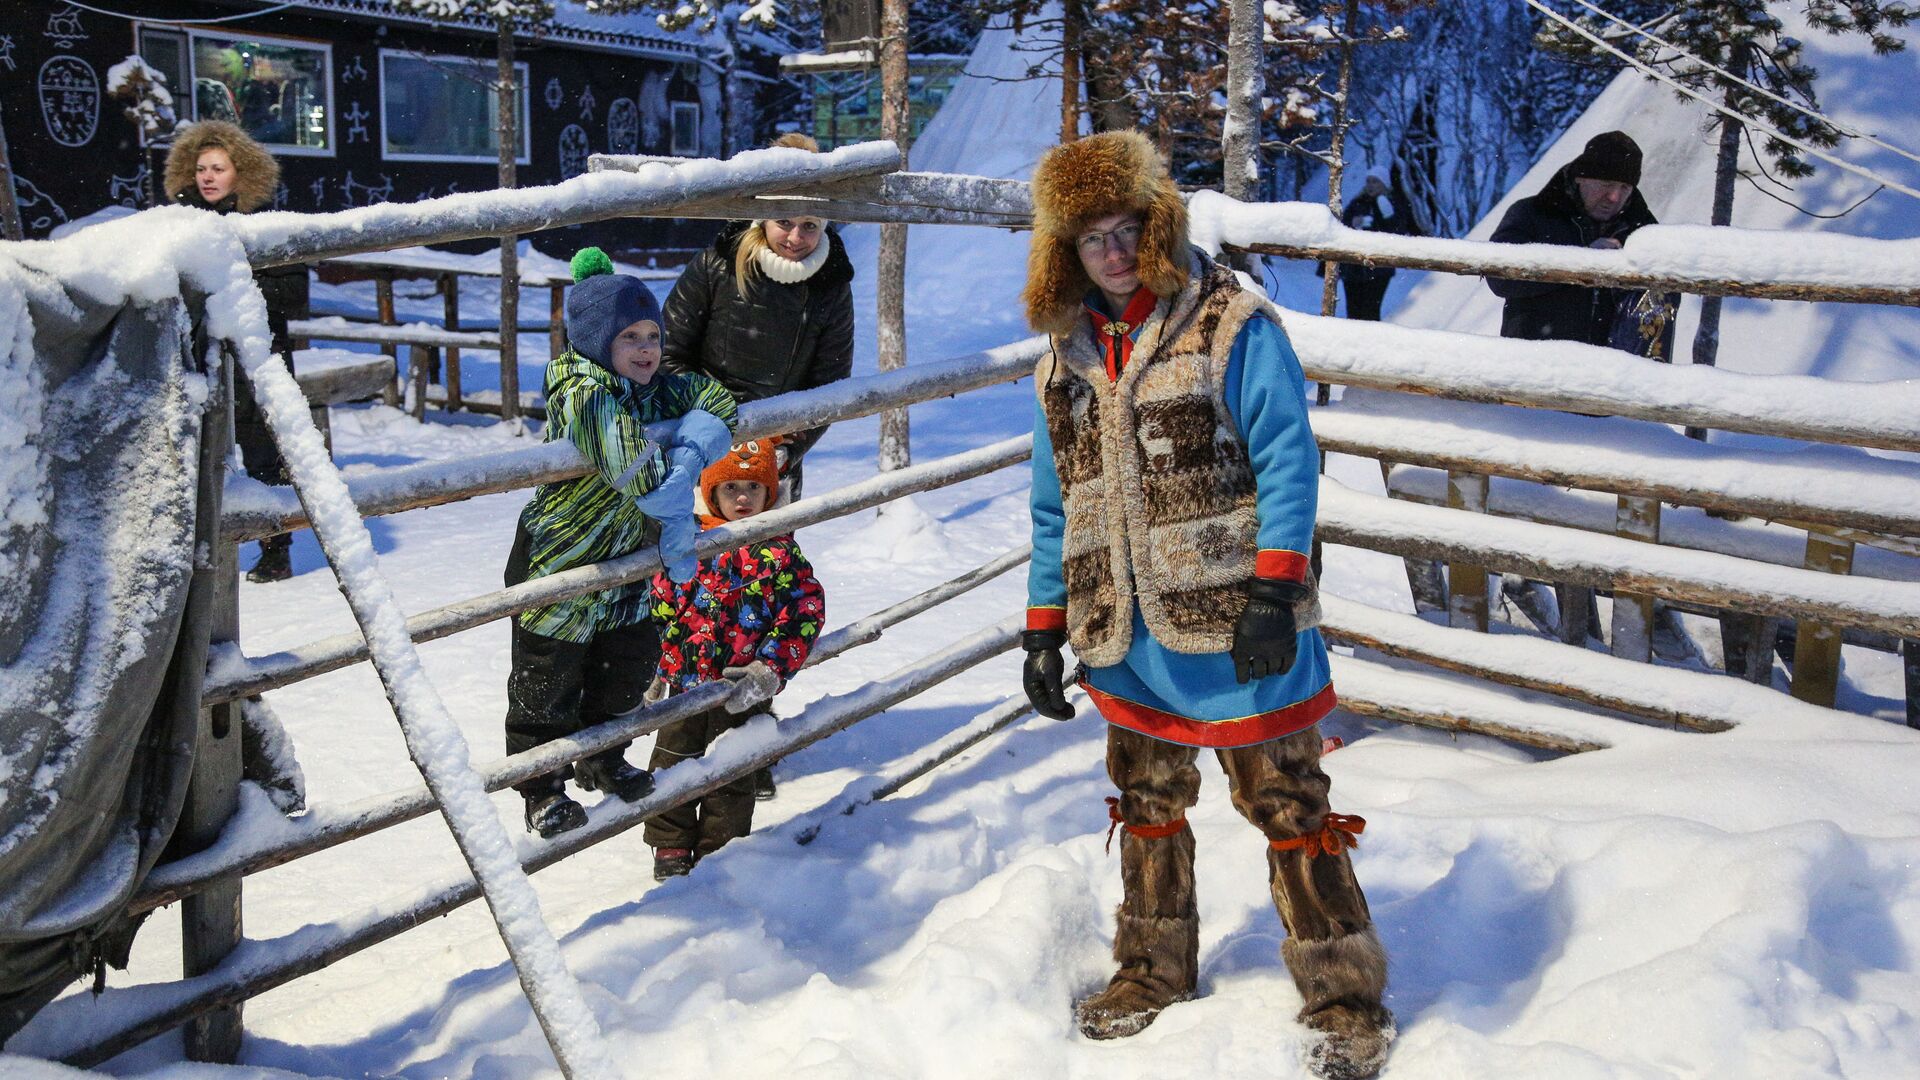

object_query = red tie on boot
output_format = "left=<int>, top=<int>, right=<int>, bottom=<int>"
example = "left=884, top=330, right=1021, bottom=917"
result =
left=1269, top=813, right=1366, bottom=858
left=1103, top=796, right=1189, bottom=855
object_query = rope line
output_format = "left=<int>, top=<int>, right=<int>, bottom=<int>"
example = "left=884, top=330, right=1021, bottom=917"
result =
left=1523, top=0, right=1920, bottom=201
left=1564, top=0, right=1920, bottom=170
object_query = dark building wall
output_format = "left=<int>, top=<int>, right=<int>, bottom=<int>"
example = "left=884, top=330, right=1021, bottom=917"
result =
left=2, top=1, right=729, bottom=258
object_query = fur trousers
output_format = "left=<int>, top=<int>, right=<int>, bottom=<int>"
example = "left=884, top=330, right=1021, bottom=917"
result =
left=1090, top=724, right=1388, bottom=1026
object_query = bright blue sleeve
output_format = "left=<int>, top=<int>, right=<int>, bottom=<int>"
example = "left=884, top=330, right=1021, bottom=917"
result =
left=1223, top=315, right=1319, bottom=578
left=1027, top=398, right=1069, bottom=619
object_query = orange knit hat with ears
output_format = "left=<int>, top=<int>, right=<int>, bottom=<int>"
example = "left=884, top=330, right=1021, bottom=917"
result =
left=700, top=437, right=781, bottom=514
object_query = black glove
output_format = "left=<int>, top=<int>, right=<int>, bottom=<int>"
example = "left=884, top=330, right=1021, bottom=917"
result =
left=1232, top=579, right=1310, bottom=684
left=1021, top=629, right=1075, bottom=721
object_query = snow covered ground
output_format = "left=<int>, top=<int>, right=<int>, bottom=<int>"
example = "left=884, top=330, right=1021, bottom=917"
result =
left=9, top=15, right=1920, bottom=1080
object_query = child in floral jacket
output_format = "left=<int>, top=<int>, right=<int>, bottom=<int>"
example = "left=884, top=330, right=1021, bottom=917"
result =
left=644, top=438, right=824, bottom=879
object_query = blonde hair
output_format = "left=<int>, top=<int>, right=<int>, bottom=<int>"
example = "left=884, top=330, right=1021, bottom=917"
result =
left=732, top=133, right=826, bottom=291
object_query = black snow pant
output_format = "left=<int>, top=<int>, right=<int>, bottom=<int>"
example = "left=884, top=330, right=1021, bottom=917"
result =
left=1341, top=276, right=1390, bottom=322
left=504, top=620, right=661, bottom=796
left=643, top=703, right=758, bottom=857
left=235, top=276, right=306, bottom=488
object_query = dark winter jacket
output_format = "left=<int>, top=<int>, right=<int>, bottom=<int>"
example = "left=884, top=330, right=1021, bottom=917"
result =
left=1485, top=164, right=1657, bottom=346
left=661, top=221, right=856, bottom=463
left=1338, top=191, right=1415, bottom=286
left=649, top=526, right=824, bottom=694
left=174, top=187, right=310, bottom=345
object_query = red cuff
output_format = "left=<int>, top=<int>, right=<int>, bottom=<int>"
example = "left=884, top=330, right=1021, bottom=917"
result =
left=1026, top=606, right=1066, bottom=632
left=1255, top=549, right=1310, bottom=583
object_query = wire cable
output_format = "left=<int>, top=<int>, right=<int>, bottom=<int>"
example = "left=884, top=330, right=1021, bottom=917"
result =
left=1523, top=0, right=1920, bottom=201
left=55, top=0, right=301, bottom=26
left=1564, top=0, right=1920, bottom=170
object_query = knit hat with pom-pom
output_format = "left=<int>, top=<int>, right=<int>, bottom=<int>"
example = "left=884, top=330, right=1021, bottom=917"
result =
left=565, top=246, right=663, bottom=369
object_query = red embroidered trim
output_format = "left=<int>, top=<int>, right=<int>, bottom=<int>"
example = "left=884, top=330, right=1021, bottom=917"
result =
left=1085, top=682, right=1337, bottom=749
left=1103, top=796, right=1189, bottom=854
left=1255, top=549, right=1311, bottom=583
left=1269, top=813, right=1366, bottom=857
left=1025, top=606, right=1067, bottom=633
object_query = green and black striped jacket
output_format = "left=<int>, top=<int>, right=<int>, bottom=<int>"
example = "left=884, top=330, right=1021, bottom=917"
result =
left=517, top=350, right=738, bottom=642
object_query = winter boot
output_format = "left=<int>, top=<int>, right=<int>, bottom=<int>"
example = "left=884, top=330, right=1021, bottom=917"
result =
left=247, top=535, right=293, bottom=583
left=523, top=790, right=587, bottom=839
left=1075, top=800, right=1199, bottom=1040
left=752, top=766, right=776, bottom=802
left=574, top=754, right=655, bottom=802
left=653, top=847, right=696, bottom=881
left=1301, top=998, right=1396, bottom=1080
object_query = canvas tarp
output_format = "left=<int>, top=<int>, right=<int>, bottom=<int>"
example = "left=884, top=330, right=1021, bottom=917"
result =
left=0, top=255, right=215, bottom=1042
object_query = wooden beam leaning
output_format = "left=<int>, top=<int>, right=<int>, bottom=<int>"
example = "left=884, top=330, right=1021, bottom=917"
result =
left=234, top=142, right=905, bottom=269
left=202, top=436, right=1033, bottom=707
left=221, top=336, right=1046, bottom=543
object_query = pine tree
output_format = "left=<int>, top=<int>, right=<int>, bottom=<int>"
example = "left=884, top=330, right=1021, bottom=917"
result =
left=1539, top=0, right=1912, bottom=372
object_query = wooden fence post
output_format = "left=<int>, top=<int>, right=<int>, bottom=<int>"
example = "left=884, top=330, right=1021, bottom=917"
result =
left=1445, top=470, right=1489, bottom=631
left=549, top=282, right=566, bottom=364
left=409, top=345, right=429, bottom=421
left=1610, top=496, right=1660, bottom=662
left=1790, top=530, right=1855, bottom=707
left=375, top=273, right=399, bottom=408
left=499, top=240, right=521, bottom=424
left=181, top=345, right=244, bottom=1063
left=1905, top=638, right=1920, bottom=729
left=1721, top=613, right=1777, bottom=684
left=442, top=273, right=462, bottom=412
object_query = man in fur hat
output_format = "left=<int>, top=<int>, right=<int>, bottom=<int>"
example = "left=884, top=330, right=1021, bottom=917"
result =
left=1020, top=131, right=1392, bottom=1078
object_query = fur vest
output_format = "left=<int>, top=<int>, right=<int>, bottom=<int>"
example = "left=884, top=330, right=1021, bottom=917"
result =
left=1037, top=252, right=1318, bottom=667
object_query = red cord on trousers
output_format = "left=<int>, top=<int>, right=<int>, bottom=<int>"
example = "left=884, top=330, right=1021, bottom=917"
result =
left=1269, top=812, right=1366, bottom=857
left=1103, top=796, right=1189, bottom=854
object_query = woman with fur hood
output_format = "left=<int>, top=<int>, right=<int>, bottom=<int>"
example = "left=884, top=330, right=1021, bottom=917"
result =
left=163, top=120, right=310, bottom=582
left=1020, top=131, right=1392, bottom=1079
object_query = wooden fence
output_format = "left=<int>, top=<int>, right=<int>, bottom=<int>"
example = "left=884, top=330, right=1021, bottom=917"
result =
left=15, top=141, right=1920, bottom=1074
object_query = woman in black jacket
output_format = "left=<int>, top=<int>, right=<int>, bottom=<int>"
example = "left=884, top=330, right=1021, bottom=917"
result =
left=164, top=120, right=310, bottom=582
left=660, top=138, right=856, bottom=505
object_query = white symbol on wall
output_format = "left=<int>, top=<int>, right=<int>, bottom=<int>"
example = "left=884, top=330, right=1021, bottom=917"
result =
left=578, top=84, right=597, bottom=122
left=44, top=5, right=87, bottom=50
left=11, top=174, right=69, bottom=233
left=341, top=172, right=393, bottom=208
left=341, top=55, right=368, bottom=83
left=38, top=56, right=99, bottom=147
left=0, top=35, right=17, bottom=73
left=606, top=98, right=639, bottom=155
left=558, top=123, right=589, bottom=179
left=544, top=77, right=563, bottom=111
left=344, top=100, right=369, bottom=144
left=110, top=164, right=148, bottom=207
left=273, top=182, right=289, bottom=210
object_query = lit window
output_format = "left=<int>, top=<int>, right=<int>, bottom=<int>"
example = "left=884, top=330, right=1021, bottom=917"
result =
left=189, top=30, right=332, bottom=154
left=379, top=51, right=530, bottom=164
left=671, top=101, right=700, bottom=157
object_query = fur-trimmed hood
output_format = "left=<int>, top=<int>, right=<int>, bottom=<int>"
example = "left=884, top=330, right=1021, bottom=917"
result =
left=163, top=120, right=279, bottom=213
left=1023, top=131, right=1190, bottom=336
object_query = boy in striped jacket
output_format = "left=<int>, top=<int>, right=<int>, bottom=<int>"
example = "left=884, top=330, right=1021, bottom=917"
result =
left=504, top=248, right=737, bottom=839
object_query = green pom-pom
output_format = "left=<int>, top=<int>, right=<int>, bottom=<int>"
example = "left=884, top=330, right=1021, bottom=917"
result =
left=570, top=246, right=615, bottom=283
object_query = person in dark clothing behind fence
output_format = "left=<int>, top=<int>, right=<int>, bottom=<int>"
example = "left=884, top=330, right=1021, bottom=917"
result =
left=164, top=120, right=311, bottom=582
left=1485, top=130, right=1657, bottom=346
left=1339, top=166, right=1415, bottom=321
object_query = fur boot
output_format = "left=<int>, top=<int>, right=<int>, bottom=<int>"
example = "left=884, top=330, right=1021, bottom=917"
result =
left=1076, top=822, right=1199, bottom=1039
left=1284, top=930, right=1394, bottom=1079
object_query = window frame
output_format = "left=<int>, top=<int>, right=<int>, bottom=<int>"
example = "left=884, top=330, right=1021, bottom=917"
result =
left=184, top=26, right=336, bottom=157
left=670, top=101, right=700, bottom=157
left=376, top=48, right=531, bottom=166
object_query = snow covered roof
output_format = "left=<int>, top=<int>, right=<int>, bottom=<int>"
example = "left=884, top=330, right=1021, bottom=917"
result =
left=284, top=0, right=714, bottom=61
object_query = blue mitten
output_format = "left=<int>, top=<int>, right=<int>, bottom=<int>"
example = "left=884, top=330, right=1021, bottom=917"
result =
left=656, top=510, right=699, bottom=584
left=674, top=409, right=734, bottom=467
left=629, top=456, right=693, bottom=516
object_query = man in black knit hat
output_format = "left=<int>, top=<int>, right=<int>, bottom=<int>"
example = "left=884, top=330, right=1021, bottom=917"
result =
left=1485, top=130, right=1658, bottom=346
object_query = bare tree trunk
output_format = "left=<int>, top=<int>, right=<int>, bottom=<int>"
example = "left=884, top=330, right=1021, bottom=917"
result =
left=0, top=110, right=23, bottom=242
left=1060, top=0, right=1083, bottom=143
left=497, top=18, right=522, bottom=426
left=1687, top=42, right=1748, bottom=441
left=1222, top=0, right=1262, bottom=202
left=1317, top=0, right=1358, bottom=406
left=877, top=0, right=911, bottom=472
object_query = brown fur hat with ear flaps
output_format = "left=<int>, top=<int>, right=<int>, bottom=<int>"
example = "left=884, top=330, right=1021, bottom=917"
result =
left=1023, top=131, right=1190, bottom=335
left=163, top=120, right=280, bottom=212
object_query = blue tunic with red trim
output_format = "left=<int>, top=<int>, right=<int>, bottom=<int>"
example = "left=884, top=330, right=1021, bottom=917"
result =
left=1027, top=300, right=1334, bottom=749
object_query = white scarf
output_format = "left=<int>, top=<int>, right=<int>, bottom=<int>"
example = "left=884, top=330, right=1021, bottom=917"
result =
left=754, top=229, right=831, bottom=284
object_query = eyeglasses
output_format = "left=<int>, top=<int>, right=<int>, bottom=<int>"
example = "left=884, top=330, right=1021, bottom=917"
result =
left=1075, top=220, right=1144, bottom=255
